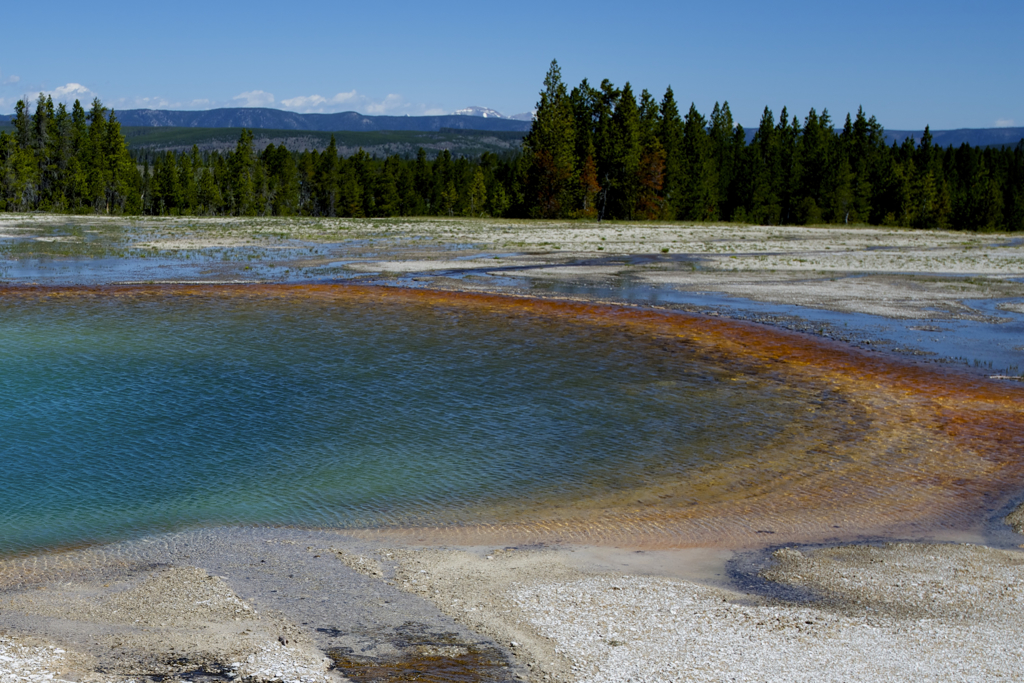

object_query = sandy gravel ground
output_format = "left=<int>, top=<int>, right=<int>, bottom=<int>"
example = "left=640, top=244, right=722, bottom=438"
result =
left=2, top=529, right=1023, bottom=682
left=318, top=219, right=1024, bottom=321
left=4, top=216, right=1023, bottom=322
left=0, top=562, right=340, bottom=682
left=350, top=539, right=1024, bottom=683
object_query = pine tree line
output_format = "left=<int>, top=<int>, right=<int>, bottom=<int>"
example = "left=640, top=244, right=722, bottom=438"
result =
left=3, top=73, right=1023, bottom=231
left=0, top=95, right=140, bottom=213
left=520, top=61, right=1024, bottom=231
left=136, top=131, right=514, bottom=218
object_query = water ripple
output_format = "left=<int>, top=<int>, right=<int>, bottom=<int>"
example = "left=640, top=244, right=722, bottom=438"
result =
left=2, top=285, right=1022, bottom=555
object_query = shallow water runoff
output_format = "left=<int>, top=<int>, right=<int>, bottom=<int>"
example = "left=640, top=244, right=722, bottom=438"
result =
left=2, top=284, right=1023, bottom=557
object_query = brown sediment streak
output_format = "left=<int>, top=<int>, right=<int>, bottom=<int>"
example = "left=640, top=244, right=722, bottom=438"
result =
left=4, top=283, right=1023, bottom=550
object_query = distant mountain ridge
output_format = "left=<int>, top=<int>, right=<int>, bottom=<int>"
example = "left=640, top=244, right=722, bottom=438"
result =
left=734, top=126, right=1024, bottom=148
left=5, top=106, right=1019, bottom=148
left=882, top=127, right=1024, bottom=148
left=111, top=109, right=1021, bottom=147
left=113, top=107, right=533, bottom=133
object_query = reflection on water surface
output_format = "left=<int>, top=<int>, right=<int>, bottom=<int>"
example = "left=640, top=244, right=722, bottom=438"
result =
left=1, top=284, right=1022, bottom=556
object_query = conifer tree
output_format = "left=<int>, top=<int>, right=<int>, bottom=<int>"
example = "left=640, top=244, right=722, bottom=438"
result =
left=794, top=108, right=827, bottom=223
left=66, top=101, right=89, bottom=210
left=439, top=180, right=458, bottom=216
left=607, top=82, right=641, bottom=219
left=632, top=90, right=664, bottom=219
left=8, top=100, right=38, bottom=208
left=747, top=107, right=782, bottom=224
left=488, top=182, right=511, bottom=218
left=708, top=102, right=739, bottom=219
left=522, top=59, right=577, bottom=217
left=350, top=149, right=375, bottom=216
left=0, top=132, right=26, bottom=210
left=679, top=103, right=717, bottom=220
left=377, top=156, right=402, bottom=217
left=84, top=99, right=110, bottom=211
left=413, top=148, right=432, bottom=212
left=396, top=161, right=420, bottom=215
left=820, top=110, right=853, bottom=224
left=161, top=151, right=183, bottom=213
left=658, top=87, right=684, bottom=219
left=908, top=127, right=952, bottom=229
left=570, top=80, right=601, bottom=216
left=467, top=167, right=487, bottom=216
left=178, top=146, right=200, bottom=213
left=315, top=135, right=339, bottom=216
left=569, top=80, right=598, bottom=166
left=198, top=167, right=222, bottom=215
left=230, top=129, right=257, bottom=216
left=263, top=144, right=300, bottom=216
left=846, top=107, right=886, bottom=223
left=33, top=95, right=57, bottom=208
left=12, top=100, right=32, bottom=150
left=592, top=80, right=620, bottom=219
left=1005, top=142, right=1024, bottom=232
left=774, top=108, right=799, bottom=224
left=338, top=163, right=363, bottom=217
left=295, top=150, right=315, bottom=212
left=45, top=102, right=74, bottom=211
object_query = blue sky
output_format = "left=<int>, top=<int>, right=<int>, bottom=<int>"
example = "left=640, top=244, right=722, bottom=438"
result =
left=1, top=0, right=1020, bottom=130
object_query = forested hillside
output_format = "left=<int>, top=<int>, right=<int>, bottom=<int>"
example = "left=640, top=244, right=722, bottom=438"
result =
left=114, top=107, right=532, bottom=133
left=2, top=66, right=1023, bottom=231
left=122, top=126, right=526, bottom=160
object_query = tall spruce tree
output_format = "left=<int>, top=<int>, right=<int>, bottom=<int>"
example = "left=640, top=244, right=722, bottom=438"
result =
left=522, top=59, right=577, bottom=218
left=635, top=90, right=666, bottom=219
left=606, top=82, right=641, bottom=219
left=315, top=135, right=339, bottom=216
left=230, top=129, right=257, bottom=216
left=658, top=87, right=684, bottom=219
left=679, top=103, right=717, bottom=220
left=747, top=107, right=782, bottom=224
left=708, top=102, right=738, bottom=219
left=570, top=79, right=601, bottom=217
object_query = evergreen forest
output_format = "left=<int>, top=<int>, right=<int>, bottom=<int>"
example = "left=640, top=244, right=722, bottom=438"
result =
left=2, top=61, right=1022, bottom=232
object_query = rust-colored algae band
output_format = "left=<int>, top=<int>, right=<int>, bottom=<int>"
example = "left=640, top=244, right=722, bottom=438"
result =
left=5, top=283, right=1023, bottom=550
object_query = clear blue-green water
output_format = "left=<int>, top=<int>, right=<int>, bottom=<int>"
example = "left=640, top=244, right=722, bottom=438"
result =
left=0, top=288, right=812, bottom=557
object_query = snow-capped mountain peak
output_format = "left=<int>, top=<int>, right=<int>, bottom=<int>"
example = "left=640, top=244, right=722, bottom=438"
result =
left=452, top=106, right=506, bottom=118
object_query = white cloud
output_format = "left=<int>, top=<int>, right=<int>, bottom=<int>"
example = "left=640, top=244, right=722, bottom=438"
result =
left=120, top=95, right=174, bottom=109
left=363, top=93, right=407, bottom=115
left=35, top=82, right=97, bottom=105
left=995, top=118, right=1015, bottom=128
left=233, top=90, right=275, bottom=107
left=52, top=83, right=93, bottom=98
left=281, top=90, right=358, bottom=110
left=113, top=96, right=214, bottom=110
left=278, top=89, right=443, bottom=116
left=14, top=85, right=451, bottom=117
